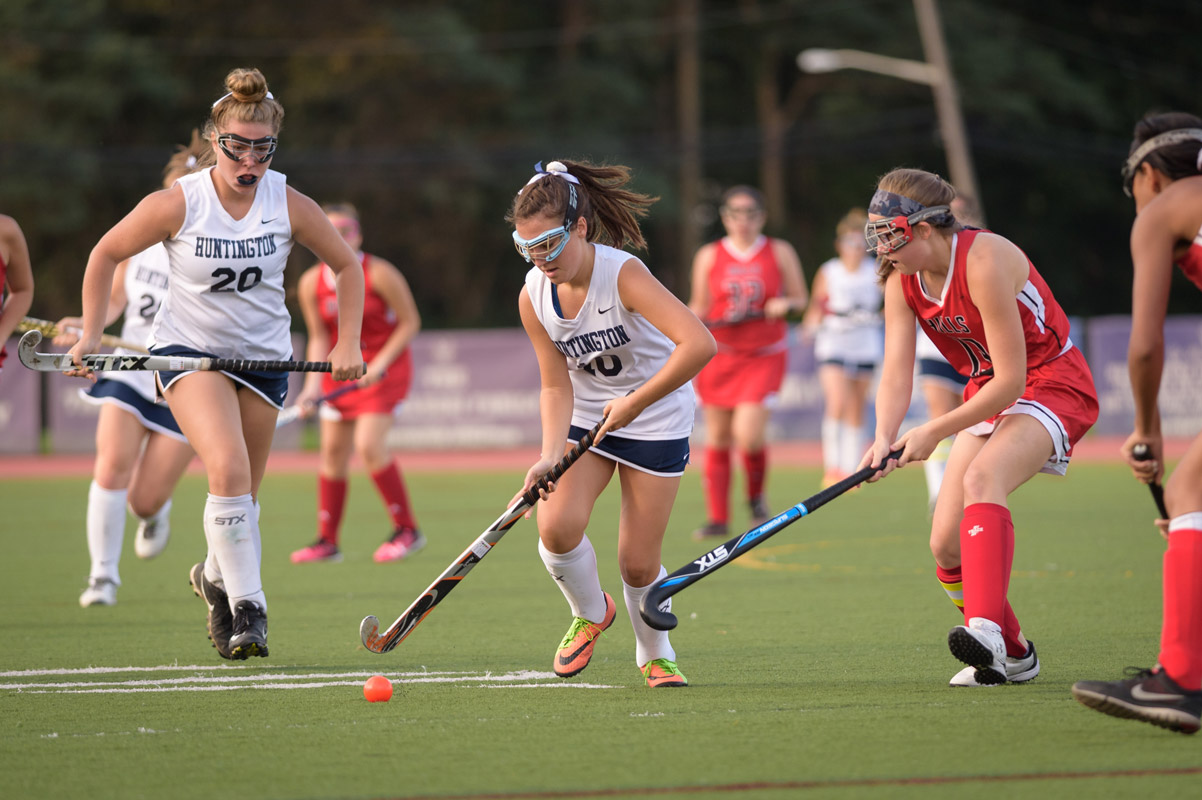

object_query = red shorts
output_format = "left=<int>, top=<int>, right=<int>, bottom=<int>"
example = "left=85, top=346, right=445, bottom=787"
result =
left=964, top=346, right=1098, bottom=474
left=694, top=348, right=787, bottom=408
left=320, top=365, right=412, bottom=421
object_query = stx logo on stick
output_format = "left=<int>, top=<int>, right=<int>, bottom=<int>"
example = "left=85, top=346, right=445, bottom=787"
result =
left=693, top=545, right=730, bottom=573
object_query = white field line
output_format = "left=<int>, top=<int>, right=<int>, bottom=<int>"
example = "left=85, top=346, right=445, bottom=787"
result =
left=1, top=666, right=621, bottom=693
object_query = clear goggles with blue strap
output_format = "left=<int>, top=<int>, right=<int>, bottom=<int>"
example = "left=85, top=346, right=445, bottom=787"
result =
left=512, top=224, right=573, bottom=263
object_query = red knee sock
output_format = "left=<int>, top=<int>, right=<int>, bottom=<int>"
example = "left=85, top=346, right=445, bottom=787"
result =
left=318, top=476, right=348, bottom=545
left=939, top=559, right=1026, bottom=656
left=703, top=447, right=731, bottom=524
left=960, top=502, right=1014, bottom=633
left=743, top=449, right=767, bottom=501
left=371, top=462, right=418, bottom=531
left=1159, top=525, right=1202, bottom=691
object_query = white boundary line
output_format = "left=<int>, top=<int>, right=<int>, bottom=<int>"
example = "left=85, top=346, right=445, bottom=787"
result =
left=1, top=666, right=622, bottom=693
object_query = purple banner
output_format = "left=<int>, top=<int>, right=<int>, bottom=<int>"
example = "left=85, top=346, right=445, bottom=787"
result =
left=1087, top=314, right=1202, bottom=437
left=0, top=357, right=42, bottom=453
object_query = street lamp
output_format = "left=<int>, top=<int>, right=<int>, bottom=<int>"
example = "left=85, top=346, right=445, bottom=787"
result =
left=796, top=0, right=982, bottom=220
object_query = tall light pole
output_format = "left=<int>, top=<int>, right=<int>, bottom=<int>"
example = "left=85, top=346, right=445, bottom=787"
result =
left=797, top=0, right=982, bottom=221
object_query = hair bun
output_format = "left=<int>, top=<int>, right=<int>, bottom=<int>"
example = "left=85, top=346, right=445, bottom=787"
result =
left=545, top=161, right=568, bottom=173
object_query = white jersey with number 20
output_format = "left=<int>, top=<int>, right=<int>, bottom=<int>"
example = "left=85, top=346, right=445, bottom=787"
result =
left=152, top=166, right=294, bottom=361
left=524, top=243, right=695, bottom=440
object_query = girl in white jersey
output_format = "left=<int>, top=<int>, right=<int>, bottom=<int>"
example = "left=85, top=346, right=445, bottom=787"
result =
left=66, top=68, right=365, bottom=660
left=57, top=132, right=209, bottom=608
left=802, top=208, right=883, bottom=486
left=509, top=160, right=715, bottom=688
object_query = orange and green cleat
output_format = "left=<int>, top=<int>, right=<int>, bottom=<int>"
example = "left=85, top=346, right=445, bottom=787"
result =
left=553, top=592, right=616, bottom=677
left=642, top=658, right=688, bottom=688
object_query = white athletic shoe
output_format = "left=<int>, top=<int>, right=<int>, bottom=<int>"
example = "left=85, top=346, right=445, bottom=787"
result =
left=79, top=577, right=118, bottom=607
left=947, top=616, right=1007, bottom=685
left=134, top=502, right=171, bottom=560
left=949, top=640, right=1040, bottom=687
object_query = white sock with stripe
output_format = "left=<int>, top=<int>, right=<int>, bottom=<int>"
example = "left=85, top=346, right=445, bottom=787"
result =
left=87, top=481, right=127, bottom=585
left=538, top=535, right=606, bottom=622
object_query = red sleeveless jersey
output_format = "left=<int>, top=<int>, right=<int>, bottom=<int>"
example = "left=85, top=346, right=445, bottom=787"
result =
left=706, top=236, right=787, bottom=353
left=1176, top=224, right=1202, bottom=292
left=900, top=230, right=1072, bottom=384
left=315, top=254, right=413, bottom=393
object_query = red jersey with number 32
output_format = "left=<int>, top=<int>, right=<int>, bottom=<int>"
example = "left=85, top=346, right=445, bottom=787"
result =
left=900, top=229, right=1073, bottom=386
left=706, top=236, right=787, bottom=353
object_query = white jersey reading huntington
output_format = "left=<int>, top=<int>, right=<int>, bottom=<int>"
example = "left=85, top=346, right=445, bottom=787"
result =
left=152, top=167, right=294, bottom=361
left=524, top=243, right=695, bottom=440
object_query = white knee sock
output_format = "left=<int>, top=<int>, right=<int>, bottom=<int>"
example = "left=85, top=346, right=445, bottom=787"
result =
left=839, top=422, right=865, bottom=475
left=821, top=418, right=842, bottom=474
left=924, top=437, right=953, bottom=506
left=203, top=493, right=266, bottom=612
left=538, top=535, right=606, bottom=621
left=623, top=566, right=677, bottom=667
left=87, top=481, right=127, bottom=584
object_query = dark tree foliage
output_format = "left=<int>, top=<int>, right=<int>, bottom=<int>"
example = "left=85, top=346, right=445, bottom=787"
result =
left=2, top=0, right=1198, bottom=330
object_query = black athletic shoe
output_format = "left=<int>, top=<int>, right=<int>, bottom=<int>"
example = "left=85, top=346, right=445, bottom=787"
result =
left=189, top=563, right=233, bottom=660
left=1072, top=667, right=1202, bottom=734
left=228, top=600, right=269, bottom=660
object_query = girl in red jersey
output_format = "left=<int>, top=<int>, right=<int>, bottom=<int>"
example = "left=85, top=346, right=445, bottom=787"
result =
left=0, top=214, right=34, bottom=376
left=863, top=168, right=1098, bottom=688
left=290, top=203, right=423, bottom=564
left=1073, top=112, right=1202, bottom=734
left=687, top=186, right=807, bottom=540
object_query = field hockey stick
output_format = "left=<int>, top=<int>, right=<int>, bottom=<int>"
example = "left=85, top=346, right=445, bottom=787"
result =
left=360, top=418, right=605, bottom=655
left=275, top=382, right=362, bottom=428
left=639, top=448, right=904, bottom=631
left=1131, top=444, right=1169, bottom=519
left=17, top=330, right=354, bottom=374
left=16, top=316, right=149, bottom=353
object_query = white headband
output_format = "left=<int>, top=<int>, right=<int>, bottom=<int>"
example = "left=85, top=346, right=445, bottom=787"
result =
left=211, top=90, right=275, bottom=109
left=525, top=160, right=580, bottom=186
left=1124, top=128, right=1202, bottom=178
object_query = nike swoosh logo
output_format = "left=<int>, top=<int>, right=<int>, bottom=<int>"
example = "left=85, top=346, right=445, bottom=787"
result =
left=262, top=217, right=278, bottom=224
left=598, top=305, right=615, bottom=313
left=1131, top=684, right=1185, bottom=702
left=557, top=638, right=597, bottom=665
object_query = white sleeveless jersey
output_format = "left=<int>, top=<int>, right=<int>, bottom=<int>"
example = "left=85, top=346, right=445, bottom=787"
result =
left=95, top=243, right=172, bottom=401
left=151, top=167, right=293, bottom=360
left=814, top=256, right=884, bottom=364
left=524, top=243, right=695, bottom=440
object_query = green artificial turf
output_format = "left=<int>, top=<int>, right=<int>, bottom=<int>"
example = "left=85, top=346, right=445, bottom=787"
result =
left=2, top=462, right=1200, bottom=799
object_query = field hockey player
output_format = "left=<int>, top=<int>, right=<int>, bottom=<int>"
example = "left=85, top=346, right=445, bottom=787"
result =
left=510, top=159, right=715, bottom=688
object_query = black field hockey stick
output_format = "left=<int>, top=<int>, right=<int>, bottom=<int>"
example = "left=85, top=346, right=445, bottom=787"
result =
left=1132, top=443, right=1170, bottom=520
left=275, top=381, right=363, bottom=428
left=17, top=330, right=355, bottom=374
left=639, top=448, right=904, bottom=631
left=360, top=418, right=606, bottom=654
left=16, top=316, right=149, bottom=353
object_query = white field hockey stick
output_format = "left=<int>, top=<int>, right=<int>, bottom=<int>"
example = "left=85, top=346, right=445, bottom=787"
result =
left=639, top=449, right=903, bottom=631
left=275, top=382, right=362, bottom=428
left=17, top=330, right=354, bottom=374
left=16, top=316, right=149, bottom=353
left=360, top=418, right=605, bottom=654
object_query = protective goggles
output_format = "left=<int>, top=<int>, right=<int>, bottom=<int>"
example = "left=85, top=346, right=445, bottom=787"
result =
left=513, top=224, right=572, bottom=263
left=1120, top=128, right=1202, bottom=197
left=864, top=205, right=951, bottom=255
left=216, top=132, right=278, bottom=163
